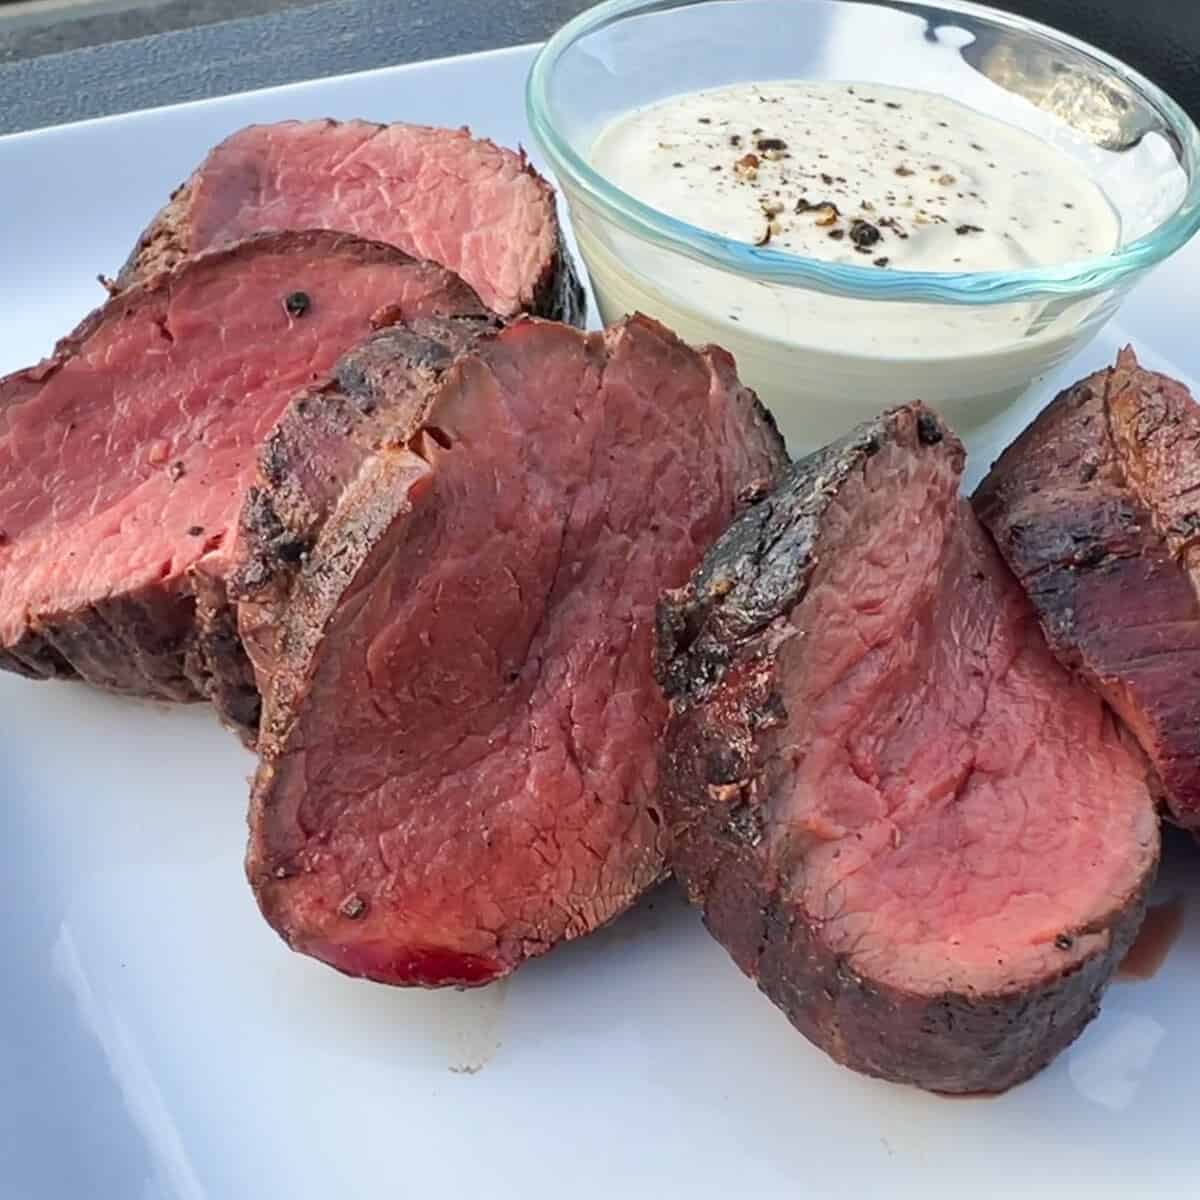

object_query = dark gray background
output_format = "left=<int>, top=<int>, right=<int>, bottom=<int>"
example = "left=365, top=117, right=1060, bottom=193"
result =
left=0, top=0, right=1194, bottom=135
left=0, top=0, right=596, bottom=133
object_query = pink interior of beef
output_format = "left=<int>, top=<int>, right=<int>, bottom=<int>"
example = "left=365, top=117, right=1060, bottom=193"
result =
left=763, top=442, right=1156, bottom=995
left=0, top=246, right=466, bottom=643
left=188, top=121, right=557, bottom=317
left=258, top=320, right=781, bottom=983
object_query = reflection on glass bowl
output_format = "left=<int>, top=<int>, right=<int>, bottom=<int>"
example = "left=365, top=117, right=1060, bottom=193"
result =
left=528, top=0, right=1200, bottom=451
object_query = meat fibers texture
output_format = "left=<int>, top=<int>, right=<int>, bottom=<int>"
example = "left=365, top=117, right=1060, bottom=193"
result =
left=976, top=348, right=1200, bottom=830
left=246, top=313, right=786, bottom=987
left=119, top=119, right=586, bottom=325
left=0, top=231, right=483, bottom=710
left=657, top=404, right=1157, bottom=1094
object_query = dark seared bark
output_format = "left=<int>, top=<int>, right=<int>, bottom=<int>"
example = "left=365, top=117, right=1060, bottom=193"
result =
left=0, top=581, right=199, bottom=702
left=975, top=349, right=1200, bottom=829
left=662, top=646, right=1151, bottom=1094
left=0, top=230, right=478, bottom=717
left=658, top=405, right=1157, bottom=1094
left=247, top=314, right=786, bottom=987
left=220, top=315, right=498, bottom=744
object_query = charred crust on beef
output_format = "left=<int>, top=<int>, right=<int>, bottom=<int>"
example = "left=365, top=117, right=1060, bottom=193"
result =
left=736, top=477, right=772, bottom=505
left=275, top=535, right=311, bottom=564
left=657, top=412, right=951, bottom=706
left=659, top=403, right=1157, bottom=1093
left=1168, top=510, right=1200, bottom=540
left=1073, top=542, right=1108, bottom=569
left=247, top=314, right=787, bottom=987
left=975, top=347, right=1200, bottom=829
left=260, top=430, right=290, bottom=487
left=221, top=313, right=496, bottom=744
left=724, top=801, right=763, bottom=846
left=0, top=231, right=485, bottom=721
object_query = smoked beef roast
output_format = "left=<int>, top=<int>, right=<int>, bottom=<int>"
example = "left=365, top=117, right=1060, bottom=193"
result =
left=657, top=405, right=1158, bottom=1094
left=0, top=231, right=484, bottom=706
left=224, top=313, right=500, bottom=738
left=118, top=120, right=585, bottom=324
left=975, top=348, right=1200, bottom=830
left=246, top=314, right=786, bottom=987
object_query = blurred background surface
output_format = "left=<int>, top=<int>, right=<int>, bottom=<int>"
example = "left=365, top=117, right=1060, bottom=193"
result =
left=0, top=0, right=1195, bottom=132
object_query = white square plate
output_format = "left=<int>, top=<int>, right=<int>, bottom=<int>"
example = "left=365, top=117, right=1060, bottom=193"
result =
left=2, top=42, right=1199, bottom=1200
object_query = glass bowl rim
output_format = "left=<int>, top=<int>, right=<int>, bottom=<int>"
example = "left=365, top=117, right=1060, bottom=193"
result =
left=526, top=0, right=1200, bottom=305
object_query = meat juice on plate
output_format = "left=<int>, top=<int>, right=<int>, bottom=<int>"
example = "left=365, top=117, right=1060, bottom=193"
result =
left=586, top=82, right=1121, bottom=449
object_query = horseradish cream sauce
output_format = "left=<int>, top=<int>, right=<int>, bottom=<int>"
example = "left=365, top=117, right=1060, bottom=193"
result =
left=591, top=81, right=1118, bottom=276
left=582, top=82, right=1121, bottom=449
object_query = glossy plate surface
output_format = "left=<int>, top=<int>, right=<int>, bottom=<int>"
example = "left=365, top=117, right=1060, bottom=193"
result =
left=0, top=42, right=1197, bottom=1200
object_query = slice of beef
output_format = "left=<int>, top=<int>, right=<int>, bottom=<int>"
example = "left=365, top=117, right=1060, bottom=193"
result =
left=657, top=405, right=1158, bottom=1094
left=975, top=348, right=1200, bottom=830
left=118, top=120, right=585, bottom=325
left=225, top=313, right=501, bottom=737
left=246, top=314, right=786, bottom=987
left=0, top=230, right=484, bottom=704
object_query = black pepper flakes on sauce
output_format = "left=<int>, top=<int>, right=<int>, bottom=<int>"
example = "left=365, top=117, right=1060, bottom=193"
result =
left=849, top=219, right=882, bottom=248
left=595, top=83, right=1107, bottom=272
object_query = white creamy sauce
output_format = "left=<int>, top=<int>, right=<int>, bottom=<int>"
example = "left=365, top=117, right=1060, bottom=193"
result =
left=581, top=81, right=1124, bottom=450
left=591, top=81, right=1119, bottom=274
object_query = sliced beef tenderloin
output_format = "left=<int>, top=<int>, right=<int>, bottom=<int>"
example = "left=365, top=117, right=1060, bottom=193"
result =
left=118, top=120, right=585, bottom=325
left=226, top=312, right=501, bottom=736
left=246, top=314, right=785, bottom=987
left=975, top=348, right=1200, bottom=830
left=0, top=230, right=484, bottom=704
left=657, top=405, right=1158, bottom=1094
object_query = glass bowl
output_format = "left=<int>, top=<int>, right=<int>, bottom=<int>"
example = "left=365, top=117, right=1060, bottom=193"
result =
left=527, top=0, right=1200, bottom=451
